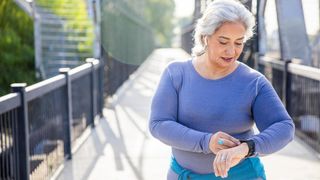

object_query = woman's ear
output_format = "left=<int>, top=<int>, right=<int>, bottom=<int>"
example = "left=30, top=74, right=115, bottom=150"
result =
left=204, top=36, right=208, bottom=46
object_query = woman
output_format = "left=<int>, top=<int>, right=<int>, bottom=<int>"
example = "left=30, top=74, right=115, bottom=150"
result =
left=149, top=0, right=295, bottom=179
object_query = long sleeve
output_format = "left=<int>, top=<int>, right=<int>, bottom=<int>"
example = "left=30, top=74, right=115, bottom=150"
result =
left=251, top=76, right=295, bottom=155
left=149, top=67, right=212, bottom=154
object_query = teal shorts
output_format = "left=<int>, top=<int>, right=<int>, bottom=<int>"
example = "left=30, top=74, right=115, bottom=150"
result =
left=170, top=156, right=266, bottom=180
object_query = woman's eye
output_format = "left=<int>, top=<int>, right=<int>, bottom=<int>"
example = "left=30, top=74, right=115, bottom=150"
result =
left=219, top=41, right=227, bottom=45
left=235, top=42, right=243, bottom=46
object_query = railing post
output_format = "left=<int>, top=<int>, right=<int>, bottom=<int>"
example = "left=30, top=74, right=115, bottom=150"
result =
left=59, top=68, right=73, bottom=160
left=99, top=59, right=104, bottom=116
left=86, top=58, right=97, bottom=128
left=11, top=83, right=30, bottom=180
left=93, top=58, right=103, bottom=116
left=282, top=59, right=292, bottom=111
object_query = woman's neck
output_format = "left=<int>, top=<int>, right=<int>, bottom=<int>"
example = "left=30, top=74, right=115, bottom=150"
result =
left=194, top=54, right=239, bottom=80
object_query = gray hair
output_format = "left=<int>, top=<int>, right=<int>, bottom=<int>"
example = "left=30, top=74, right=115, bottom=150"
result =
left=192, top=0, right=255, bottom=56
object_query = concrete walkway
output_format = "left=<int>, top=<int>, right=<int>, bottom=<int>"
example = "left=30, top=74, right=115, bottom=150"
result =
left=56, top=48, right=320, bottom=180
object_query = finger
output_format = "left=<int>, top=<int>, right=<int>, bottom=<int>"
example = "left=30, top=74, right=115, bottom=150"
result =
left=216, top=154, right=225, bottom=177
left=213, top=156, right=218, bottom=176
left=217, top=145, right=228, bottom=151
left=213, top=155, right=221, bottom=177
left=212, top=142, right=231, bottom=154
left=219, top=132, right=240, bottom=145
left=220, top=138, right=240, bottom=148
left=225, top=154, right=232, bottom=176
left=216, top=143, right=236, bottom=151
left=219, top=154, right=227, bottom=178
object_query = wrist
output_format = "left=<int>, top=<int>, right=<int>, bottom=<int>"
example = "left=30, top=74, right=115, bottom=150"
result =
left=207, top=134, right=215, bottom=154
left=239, top=143, right=249, bottom=158
left=240, top=139, right=255, bottom=157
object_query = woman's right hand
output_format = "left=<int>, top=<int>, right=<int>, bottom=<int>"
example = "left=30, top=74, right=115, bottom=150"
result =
left=209, top=131, right=240, bottom=154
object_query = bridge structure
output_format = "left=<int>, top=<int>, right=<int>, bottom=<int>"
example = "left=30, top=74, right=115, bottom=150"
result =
left=1, top=0, right=320, bottom=179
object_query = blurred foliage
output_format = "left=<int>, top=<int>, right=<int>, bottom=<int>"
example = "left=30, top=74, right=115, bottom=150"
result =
left=0, top=0, right=36, bottom=96
left=37, top=0, right=94, bottom=55
left=144, top=0, right=175, bottom=47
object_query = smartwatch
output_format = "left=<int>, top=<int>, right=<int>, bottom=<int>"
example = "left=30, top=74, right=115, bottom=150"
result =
left=240, top=139, right=255, bottom=157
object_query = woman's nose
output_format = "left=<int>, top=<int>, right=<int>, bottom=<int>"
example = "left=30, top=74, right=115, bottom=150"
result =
left=225, top=46, right=236, bottom=56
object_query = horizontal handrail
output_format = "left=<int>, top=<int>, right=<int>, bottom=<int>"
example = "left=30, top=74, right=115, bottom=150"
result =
left=0, top=93, right=21, bottom=114
left=68, top=59, right=100, bottom=80
left=259, top=56, right=320, bottom=81
left=288, top=62, right=320, bottom=81
left=69, top=63, right=92, bottom=81
left=25, top=74, right=66, bottom=102
left=87, top=58, right=100, bottom=70
left=259, top=56, right=285, bottom=70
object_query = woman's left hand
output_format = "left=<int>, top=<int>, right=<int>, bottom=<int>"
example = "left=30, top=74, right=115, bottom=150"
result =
left=213, top=143, right=249, bottom=178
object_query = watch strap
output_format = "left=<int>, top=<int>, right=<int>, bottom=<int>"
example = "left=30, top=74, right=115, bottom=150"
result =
left=240, top=139, right=255, bottom=157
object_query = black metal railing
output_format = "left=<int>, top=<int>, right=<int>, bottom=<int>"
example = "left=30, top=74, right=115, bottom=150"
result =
left=28, top=83, right=67, bottom=179
left=258, top=58, right=284, bottom=99
left=102, top=51, right=138, bottom=96
left=0, top=93, right=23, bottom=180
left=70, top=64, right=94, bottom=142
left=0, top=58, right=103, bottom=180
left=0, top=103, right=19, bottom=180
left=258, top=56, right=320, bottom=153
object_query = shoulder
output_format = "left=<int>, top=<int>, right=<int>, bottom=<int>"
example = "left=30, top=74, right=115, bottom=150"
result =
left=237, top=62, right=269, bottom=87
left=236, top=62, right=271, bottom=95
left=166, top=59, right=190, bottom=72
left=164, top=59, right=190, bottom=91
left=238, top=62, right=264, bottom=80
left=238, top=63, right=277, bottom=98
left=164, top=59, right=190, bottom=78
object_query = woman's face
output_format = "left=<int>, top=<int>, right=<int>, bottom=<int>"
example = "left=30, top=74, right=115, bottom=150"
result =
left=206, top=21, right=246, bottom=68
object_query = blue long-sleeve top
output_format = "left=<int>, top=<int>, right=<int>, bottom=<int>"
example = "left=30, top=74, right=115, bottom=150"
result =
left=149, top=59, right=295, bottom=174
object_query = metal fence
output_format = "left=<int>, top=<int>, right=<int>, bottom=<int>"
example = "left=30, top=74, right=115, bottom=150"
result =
left=102, top=51, right=138, bottom=95
left=99, top=0, right=154, bottom=96
left=0, top=96, right=20, bottom=180
left=28, top=83, right=67, bottom=179
left=0, top=58, right=103, bottom=180
left=258, top=56, right=320, bottom=153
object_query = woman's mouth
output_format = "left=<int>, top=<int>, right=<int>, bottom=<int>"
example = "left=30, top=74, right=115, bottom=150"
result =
left=221, top=57, right=234, bottom=62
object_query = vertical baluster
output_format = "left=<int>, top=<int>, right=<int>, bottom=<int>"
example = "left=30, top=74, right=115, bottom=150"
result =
left=0, top=114, right=3, bottom=179
left=12, top=108, right=19, bottom=180
left=4, top=112, right=8, bottom=178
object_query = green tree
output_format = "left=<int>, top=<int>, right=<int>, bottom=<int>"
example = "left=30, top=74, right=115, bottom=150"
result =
left=144, top=0, right=175, bottom=47
left=0, top=0, right=36, bottom=96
